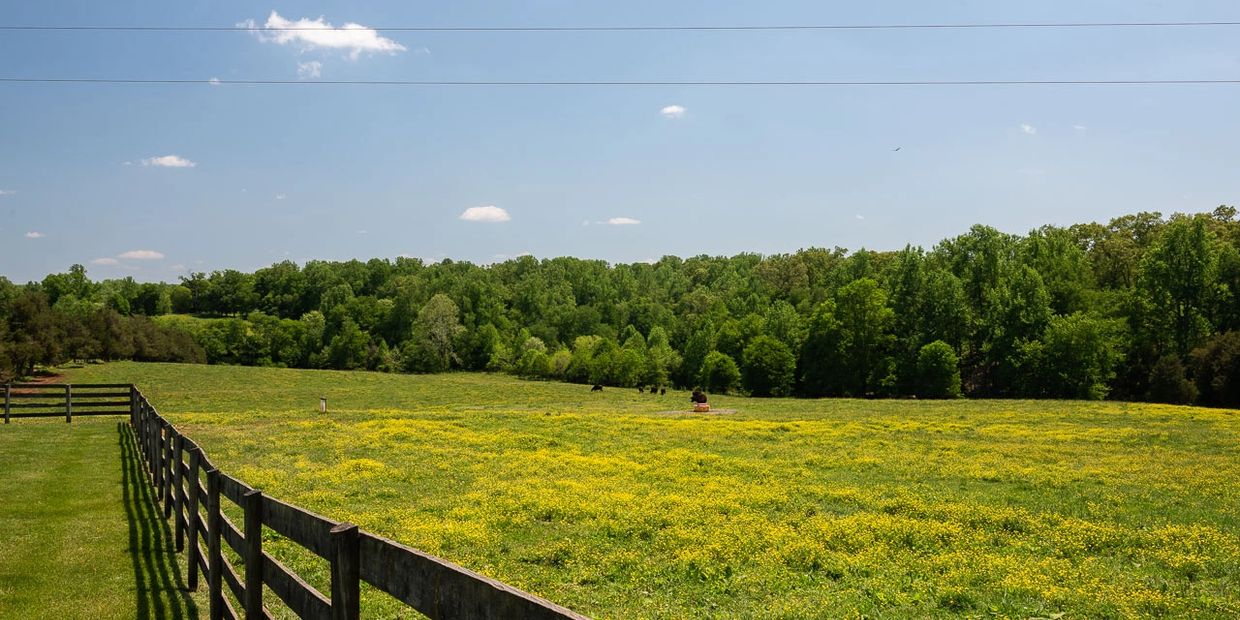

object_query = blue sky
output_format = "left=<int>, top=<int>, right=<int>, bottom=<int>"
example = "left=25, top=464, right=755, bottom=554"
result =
left=2, top=1, right=1239, bottom=283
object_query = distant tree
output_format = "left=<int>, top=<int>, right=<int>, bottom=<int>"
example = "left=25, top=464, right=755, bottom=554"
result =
left=741, top=336, right=796, bottom=397
left=566, top=335, right=601, bottom=383
left=1036, top=313, right=1124, bottom=400
left=210, top=270, right=258, bottom=316
left=677, top=325, right=714, bottom=388
left=1147, top=354, right=1196, bottom=404
left=327, top=318, right=368, bottom=370
left=1190, top=332, right=1240, bottom=408
left=834, top=278, right=896, bottom=396
left=915, top=341, right=961, bottom=399
left=799, top=300, right=845, bottom=397
left=409, top=294, right=464, bottom=371
left=700, top=351, right=741, bottom=394
left=1139, top=217, right=1217, bottom=356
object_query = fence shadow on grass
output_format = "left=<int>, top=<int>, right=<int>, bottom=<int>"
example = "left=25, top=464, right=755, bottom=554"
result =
left=118, top=422, right=200, bottom=620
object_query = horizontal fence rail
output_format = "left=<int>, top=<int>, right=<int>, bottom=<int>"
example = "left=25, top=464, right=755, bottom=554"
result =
left=108, top=386, right=587, bottom=620
left=3, top=383, right=133, bottom=423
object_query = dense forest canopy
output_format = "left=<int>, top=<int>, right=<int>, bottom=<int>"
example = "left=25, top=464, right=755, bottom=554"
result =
left=4, top=207, right=1240, bottom=407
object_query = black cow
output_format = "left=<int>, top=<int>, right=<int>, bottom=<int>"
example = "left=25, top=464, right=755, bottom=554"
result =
left=591, top=384, right=603, bottom=392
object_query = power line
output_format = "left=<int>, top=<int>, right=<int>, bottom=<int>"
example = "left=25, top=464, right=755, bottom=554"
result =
left=2, top=21, right=1240, bottom=33
left=3, top=77, right=1240, bottom=87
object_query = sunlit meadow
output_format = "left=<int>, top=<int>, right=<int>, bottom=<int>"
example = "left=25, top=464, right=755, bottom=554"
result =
left=66, top=362, right=1240, bottom=619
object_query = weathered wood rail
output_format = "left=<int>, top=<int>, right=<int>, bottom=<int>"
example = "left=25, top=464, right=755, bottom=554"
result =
left=7, top=383, right=590, bottom=620
left=3, top=383, right=132, bottom=423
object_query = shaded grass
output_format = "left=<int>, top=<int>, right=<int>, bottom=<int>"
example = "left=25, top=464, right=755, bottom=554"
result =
left=0, top=417, right=203, bottom=618
left=65, top=362, right=1240, bottom=619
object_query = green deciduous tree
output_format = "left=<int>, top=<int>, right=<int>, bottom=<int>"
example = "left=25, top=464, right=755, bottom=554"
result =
left=742, top=335, right=796, bottom=397
left=916, top=341, right=961, bottom=399
left=700, top=351, right=741, bottom=394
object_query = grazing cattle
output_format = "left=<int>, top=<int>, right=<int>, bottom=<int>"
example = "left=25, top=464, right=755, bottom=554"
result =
left=591, top=384, right=603, bottom=392
left=638, top=386, right=645, bottom=393
left=660, top=388, right=666, bottom=396
left=649, top=388, right=658, bottom=396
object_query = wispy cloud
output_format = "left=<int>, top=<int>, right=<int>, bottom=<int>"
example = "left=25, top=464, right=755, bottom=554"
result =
left=243, top=11, right=407, bottom=60
left=25, top=231, right=44, bottom=239
left=275, top=193, right=286, bottom=200
left=118, top=250, right=165, bottom=260
left=459, top=205, right=511, bottom=223
left=660, top=105, right=686, bottom=119
left=297, top=60, right=322, bottom=79
left=855, top=214, right=866, bottom=221
left=607, top=217, right=641, bottom=225
left=0, top=189, right=15, bottom=196
left=142, top=155, right=196, bottom=168
left=1020, top=123, right=1038, bottom=135
left=1073, top=124, right=1088, bottom=131
left=91, top=257, right=120, bottom=266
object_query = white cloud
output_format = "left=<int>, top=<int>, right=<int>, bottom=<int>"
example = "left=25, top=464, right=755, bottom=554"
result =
left=459, top=205, right=511, bottom=223
left=414, top=46, right=432, bottom=56
left=170, top=264, right=187, bottom=271
left=355, top=230, right=368, bottom=235
left=25, top=231, right=44, bottom=239
left=244, top=11, right=407, bottom=60
left=607, top=217, right=641, bottom=225
left=855, top=214, right=865, bottom=220
left=208, top=77, right=221, bottom=86
left=0, top=189, right=15, bottom=196
left=297, top=61, right=323, bottom=79
left=275, top=193, right=286, bottom=200
left=91, top=257, right=120, bottom=266
left=1020, top=124, right=1038, bottom=135
left=1073, top=124, right=1088, bottom=131
left=118, top=250, right=165, bottom=260
left=142, top=155, right=196, bottom=168
left=660, top=105, right=686, bottom=119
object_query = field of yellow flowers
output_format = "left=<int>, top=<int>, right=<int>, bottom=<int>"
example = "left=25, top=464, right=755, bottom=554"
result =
left=68, top=362, right=1240, bottom=619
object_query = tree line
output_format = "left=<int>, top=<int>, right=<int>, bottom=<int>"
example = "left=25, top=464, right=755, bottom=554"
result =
left=3, top=207, right=1239, bottom=407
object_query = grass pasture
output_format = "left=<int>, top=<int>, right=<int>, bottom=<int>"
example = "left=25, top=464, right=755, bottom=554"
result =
left=0, top=417, right=203, bottom=618
left=51, top=362, right=1240, bottom=619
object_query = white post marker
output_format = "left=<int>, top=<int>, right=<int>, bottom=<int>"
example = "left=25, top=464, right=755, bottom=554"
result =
left=320, top=396, right=327, bottom=414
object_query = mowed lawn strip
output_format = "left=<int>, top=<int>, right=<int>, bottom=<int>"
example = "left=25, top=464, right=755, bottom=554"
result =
left=0, top=417, right=203, bottom=619
left=67, top=362, right=1240, bottom=619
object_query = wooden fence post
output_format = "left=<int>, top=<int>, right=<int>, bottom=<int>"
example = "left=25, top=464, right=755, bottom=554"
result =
left=3, top=384, right=9, bottom=425
left=65, top=384, right=72, bottom=424
left=129, top=385, right=138, bottom=428
left=172, top=434, right=185, bottom=546
left=163, top=427, right=174, bottom=518
left=330, top=523, right=361, bottom=620
left=146, top=405, right=157, bottom=479
left=186, top=447, right=202, bottom=591
left=242, top=489, right=264, bottom=618
left=207, top=468, right=223, bottom=620
left=155, top=422, right=166, bottom=508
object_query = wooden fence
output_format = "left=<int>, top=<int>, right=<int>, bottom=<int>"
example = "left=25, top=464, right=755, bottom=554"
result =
left=3, top=383, right=132, bottom=423
left=7, top=383, right=590, bottom=620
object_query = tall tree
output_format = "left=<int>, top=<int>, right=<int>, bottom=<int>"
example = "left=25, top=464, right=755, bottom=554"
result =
left=1139, top=217, right=1217, bottom=356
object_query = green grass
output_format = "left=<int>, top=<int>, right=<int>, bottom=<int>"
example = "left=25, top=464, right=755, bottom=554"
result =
left=59, top=361, right=1240, bottom=619
left=0, top=416, right=203, bottom=619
